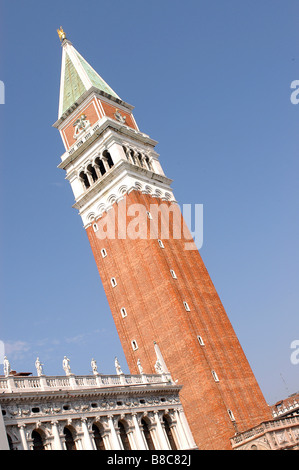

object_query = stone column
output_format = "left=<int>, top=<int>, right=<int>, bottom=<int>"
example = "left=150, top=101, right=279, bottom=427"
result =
left=154, top=411, right=170, bottom=450
left=51, top=421, right=63, bottom=450
left=127, top=424, right=138, bottom=450
left=102, top=431, right=112, bottom=450
left=81, top=418, right=95, bottom=450
left=132, top=414, right=147, bottom=450
left=177, top=408, right=197, bottom=448
left=107, top=415, right=122, bottom=450
left=18, top=423, right=29, bottom=450
left=173, top=410, right=189, bottom=449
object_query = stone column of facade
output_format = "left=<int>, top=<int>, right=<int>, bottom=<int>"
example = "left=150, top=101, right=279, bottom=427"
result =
left=132, top=413, right=147, bottom=450
left=126, top=423, right=138, bottom=450
left=146, top=419, right=160, bottom=450
left=154, top=411, right=170, bottom=450
left=51, top=421, right=64, bottom=450
left=173, top=409, right=190, bottom=449
left=18, top=423, right=29, bottom=450
left=81, top=418, right=95, bottom=450
left=0, top=405, right=9, bottom=450
left=168, top=419, right=181, bottom=449
left=102, top=430, right=112, bottom=450
left=107, top=415, right=122, bottom=450
left=177, top=408, right=197, bottom=449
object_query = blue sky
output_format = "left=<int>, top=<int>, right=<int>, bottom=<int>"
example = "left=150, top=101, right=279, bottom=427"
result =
left=0, top=0, right=298, bottom=405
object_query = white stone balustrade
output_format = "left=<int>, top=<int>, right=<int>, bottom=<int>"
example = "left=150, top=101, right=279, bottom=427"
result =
left=0, top=372, right=173, bottom=393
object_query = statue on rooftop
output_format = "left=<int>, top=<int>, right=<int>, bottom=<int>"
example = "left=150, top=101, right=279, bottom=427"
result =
left=35, top=357, right=44, bottom=377
left=62, top=356, right=72, bottom=376
left=114, top=357, right=123, bottom=375
left=3, top=356, right=11, bottom=377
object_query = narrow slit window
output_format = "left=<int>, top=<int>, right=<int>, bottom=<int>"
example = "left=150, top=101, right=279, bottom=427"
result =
left=170, top=269, right=177, bottom=279
left=212, top=370, right=219, bottom=382
left=228, top=409, right=235, bottom=422
left=93, top=223, right=98, bottom=232
left=146, top=211, right=153, bottom=220
left=197, top=335, right=205, bottom=346
left=183, top=301, right=190, bottom=312
left=131, top=340, right=138, bottom=351
left=158, top=239, right=164, bottom=248
left=111, top=277, right=117, bottom=288
left=120, top=307, right=127, bottom=318
left=101, top=248, right=107, bottom=258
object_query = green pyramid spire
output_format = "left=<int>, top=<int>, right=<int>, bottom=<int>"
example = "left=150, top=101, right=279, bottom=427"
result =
left=58, top=38, right=120, bottom=118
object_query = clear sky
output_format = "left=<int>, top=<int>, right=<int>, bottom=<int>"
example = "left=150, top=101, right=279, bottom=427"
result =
left=0, top=0, right=298, bottom=406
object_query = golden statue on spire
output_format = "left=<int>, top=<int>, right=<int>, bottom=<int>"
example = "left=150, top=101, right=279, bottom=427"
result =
left=57, top=27, right=66, bottom=42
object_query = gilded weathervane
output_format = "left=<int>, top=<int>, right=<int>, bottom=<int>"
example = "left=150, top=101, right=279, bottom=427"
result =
left=57, top=27, right=66, bottom=42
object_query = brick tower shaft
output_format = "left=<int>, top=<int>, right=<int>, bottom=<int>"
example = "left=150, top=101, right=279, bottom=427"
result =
left=54, top=31, right=272, bottom=449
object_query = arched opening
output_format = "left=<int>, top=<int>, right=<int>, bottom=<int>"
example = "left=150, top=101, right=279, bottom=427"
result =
left=32, top=430, right=45, bottom=451
left=137, top=153, right=144, bottom=167
left=63, top=427, right=77, bottom=451
left=163, top=415, right=177, bottom=450
left=129, top=149, right=136, bottom=165
left=87, top=164, right=98, bottom=183
left=145, top=156, right=152, bottom=170
left=95, top=157, right=106, bottom=176
left=92, top=423, right=105, bottom=450
left=141, top=418, right=155, bottom=450
left=79, top=171, right=90, bottom=190
left=103, top=150, right=114, bottom=169
left=118, top=421, right=131, bottom=450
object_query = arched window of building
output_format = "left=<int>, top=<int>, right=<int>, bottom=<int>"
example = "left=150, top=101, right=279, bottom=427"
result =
left=118, top=421, right=131, bottom=450
left=32, top=430, right=45, bottom=451
left=162, top=415, right=177, bottom=450
left=103, top=150, right=114, bottom=169
left=145, top=156, right=152, bottom=170
left=95, top=157, right=106, bottom=176
left=141, top=418, right=155, bottom=450
left=92, top=423, right=105, bottom=450
left=87, top=164, right=98, bottom=183
left=79, top=171, right=90, bottom=190
left=63, top=426, right=77, bottom=451
left=137, top=153, right=144, bottom=167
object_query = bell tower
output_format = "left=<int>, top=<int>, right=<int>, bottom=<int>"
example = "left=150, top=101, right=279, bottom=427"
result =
left=54, top=29, right=272, bottom=450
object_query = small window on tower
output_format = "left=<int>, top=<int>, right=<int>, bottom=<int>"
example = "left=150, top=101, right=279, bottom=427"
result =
left=183, top=301, right=190, bottom=312
left=212, top=370, right=219, bottom=382
left=146, top=211, right=153, bottom=220
left=197, top=335, right=205, bottom=346
left=111, top=277, right=117, bottom=288
left=131, top=340, right=138, bottom=351
left=93, top=223, right=98, bottom=232
left=170, top=269, right=177, bottom=279
left=228, top=409, right=236, bottom=422
left=101, top=248, right=107, bottom=258
left=158, top=239, right=164, bottom=248
left=121, top=307, right=127, bottom=318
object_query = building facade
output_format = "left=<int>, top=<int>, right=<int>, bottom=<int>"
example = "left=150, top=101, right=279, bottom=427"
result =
left=53, top=29, right=272, bottom=450
left=231, top=395, right=299, bottom=450
left=0, top=362, right=196, bottom=451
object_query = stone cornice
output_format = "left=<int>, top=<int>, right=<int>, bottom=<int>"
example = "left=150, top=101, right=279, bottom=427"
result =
left=53, top=87, right=134, bottom=129
left=72, top=160, right=173, bottom=212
